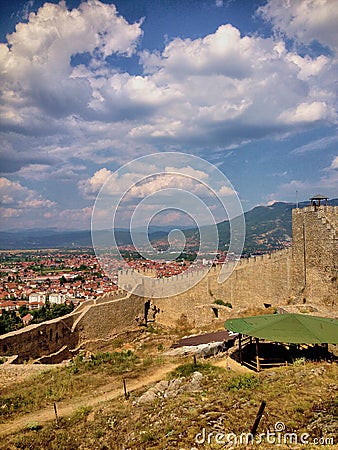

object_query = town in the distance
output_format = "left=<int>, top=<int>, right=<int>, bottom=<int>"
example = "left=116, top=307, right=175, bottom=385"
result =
left=0, top=247, right=206, bottom=334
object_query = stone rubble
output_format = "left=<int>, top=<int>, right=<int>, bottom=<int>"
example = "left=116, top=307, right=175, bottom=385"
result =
left=136, top=371, right=203, bottom=404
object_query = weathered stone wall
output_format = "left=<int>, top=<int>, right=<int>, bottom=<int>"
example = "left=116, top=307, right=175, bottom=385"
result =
left=75, top=293, right=146, bottom=343
left=292, top=206, right=337, bottom=306
left=209, top=249, right=292, bottom=308
left=151, top=249, right=292, bottom=327
left=0, top=313, right=80, bottom=362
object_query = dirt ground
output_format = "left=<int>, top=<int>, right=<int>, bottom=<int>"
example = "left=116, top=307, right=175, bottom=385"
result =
left=0, top=363, right=63, bottom=389
left=0, top=362, right=178, bottom=438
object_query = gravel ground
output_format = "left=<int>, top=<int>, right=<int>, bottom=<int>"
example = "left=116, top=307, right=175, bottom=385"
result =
left=0, top=363, right=63, bottom=390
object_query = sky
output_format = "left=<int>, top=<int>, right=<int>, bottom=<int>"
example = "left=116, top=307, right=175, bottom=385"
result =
left=0, top=0, right=337, bottom=231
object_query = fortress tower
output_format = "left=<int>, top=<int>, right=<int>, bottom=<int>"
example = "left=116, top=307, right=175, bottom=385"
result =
left=292, top=197, right=337, bottom=306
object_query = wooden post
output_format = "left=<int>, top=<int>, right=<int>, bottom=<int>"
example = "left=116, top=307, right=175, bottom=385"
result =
left=123, top=379, right=129, bottom=400
left=53, top=402, right=59, bottom=427
left=250, top=400, right=266, bottom=436
left=239, top=334, right=242, bottom=365
left=193, top=354, right=197, bottom=366
left=255, top=338, right=260, bottom=372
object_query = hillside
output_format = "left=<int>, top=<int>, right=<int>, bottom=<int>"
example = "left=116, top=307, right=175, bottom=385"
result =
left=0, top=326, right=337, bottom=449
left=183, top=198, right=337, bottom=253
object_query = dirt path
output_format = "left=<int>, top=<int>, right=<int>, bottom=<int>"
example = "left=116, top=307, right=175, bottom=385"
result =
left=0, top=362, right=178, bottom=438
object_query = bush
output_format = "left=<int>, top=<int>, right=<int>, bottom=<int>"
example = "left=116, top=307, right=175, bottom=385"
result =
left=226, top=374, right=260, bottom=391
left=168, top=361, right=215, bottom=380
left=68, top=350, right=138, bottom=375
left=213, top=299, right=232, bottom=308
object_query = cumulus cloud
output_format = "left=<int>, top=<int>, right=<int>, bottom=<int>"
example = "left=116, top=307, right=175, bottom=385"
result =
left=1, top=0, right=337, bottom=229
left=0, top=0, right=143, bottom=123
left=258, top=0, right=338, bottom=51
left=135, top=21, right=336, bottom=146
left=278, top=101, right=333, bottom=124
left=329, top=155, right=338, bottom=170
left=0, top=177, right=55, bottom=221
left=1, top=0, right=336, bottom=167
left=80, top=165, right=211, bottom=199
left=79, top=167, right=113, bottom=197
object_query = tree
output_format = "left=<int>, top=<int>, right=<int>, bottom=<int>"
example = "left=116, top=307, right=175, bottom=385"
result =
left=18, top=305, right=29, bottom=318
left=0, top=310, right=23, bottom=335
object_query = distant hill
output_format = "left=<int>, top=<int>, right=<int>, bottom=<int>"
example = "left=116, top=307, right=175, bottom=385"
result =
left=217, top=198, right=337, bottom=253
left=0, top=199, right=336, bottom=251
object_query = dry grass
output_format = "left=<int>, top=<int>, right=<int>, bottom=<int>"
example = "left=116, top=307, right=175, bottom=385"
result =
left=1, top=356, right=337, bottom=450
left=1, top=326, right=337, bottom=449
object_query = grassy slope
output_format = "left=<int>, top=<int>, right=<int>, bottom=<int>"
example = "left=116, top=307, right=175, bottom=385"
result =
left=0, top=340, right=337, bottom=449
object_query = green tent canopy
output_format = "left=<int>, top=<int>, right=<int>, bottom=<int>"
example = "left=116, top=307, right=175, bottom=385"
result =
left=224, top=314, right=338, bottom=344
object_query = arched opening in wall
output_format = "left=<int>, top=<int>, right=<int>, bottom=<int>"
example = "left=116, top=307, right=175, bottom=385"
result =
left=212, top=307, right=219, bottom=318
left=3, top=344, right=7, bottom=353
left=144, top=300, right=151, bottom=325
left=55, top=331, right=59, bottom=343
left=49, top=329, right=53, bottom=341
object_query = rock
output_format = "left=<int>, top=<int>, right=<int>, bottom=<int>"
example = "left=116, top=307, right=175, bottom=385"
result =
left=137, top=372, right=203, bottom=404
left=137, top=389, right=157, bottom=404
left=185, top=371, right=203, bottom=392
left=154, top=380, right=169, bottom=393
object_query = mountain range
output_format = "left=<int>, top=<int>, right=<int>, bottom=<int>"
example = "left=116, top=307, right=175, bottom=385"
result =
left=0, top=199, right=336, bottom=252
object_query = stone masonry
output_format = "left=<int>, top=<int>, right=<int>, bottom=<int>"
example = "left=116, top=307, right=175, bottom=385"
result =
left=0, top=205, right=336, bottom=362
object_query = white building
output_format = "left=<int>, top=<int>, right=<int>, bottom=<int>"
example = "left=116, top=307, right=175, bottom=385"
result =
left=48, top=293, right=66, bottom=305
left=28, top=292, right=46, bottom=304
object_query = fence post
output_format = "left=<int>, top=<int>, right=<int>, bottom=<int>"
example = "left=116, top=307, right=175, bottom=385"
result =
left=250, top=400, right=266, bottom=436
left=54, top=402, right=59, bottom=427
left=123, top=379, right=129, bottom=399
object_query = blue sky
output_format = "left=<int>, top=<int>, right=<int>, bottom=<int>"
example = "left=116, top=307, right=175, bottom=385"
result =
left=0, top=0, right=337, bottom=230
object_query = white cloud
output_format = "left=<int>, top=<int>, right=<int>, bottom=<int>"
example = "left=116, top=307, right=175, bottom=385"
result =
left=291, top=135, right=338, bottom=154
left=135, top=22, right=337, bottom=146
left=141, top=24, right=253, bottom=78
left=0, top=177, right=55, bottom=215
left=0, top=0, right=143, bottom=121
left=285, top=53, right=328, bottom=80
left=1, top=0, right=336, bottom=171
left=259, top=0, right=338, bottom=51
left=1, top=0, right=337, bottom=230
left=80, top=165, right=211, bottom=200
left=79, top=167, right=113, bottom=197
left=57, top=206, right=92, bottom=228
left=329, top=155, right=338, bottom=170
left=278, top=101, right=333, bottom=124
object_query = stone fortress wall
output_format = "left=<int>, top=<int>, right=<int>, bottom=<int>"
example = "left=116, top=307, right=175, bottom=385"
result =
left=292, top=206, right=337, bottom=307
left=0, top=205, right=336, bottom=362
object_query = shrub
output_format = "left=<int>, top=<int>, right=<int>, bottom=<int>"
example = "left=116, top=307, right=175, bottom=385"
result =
left=69, top=405, right=92, bottom=424
left=68, top=350, right=138, bottom=375
left=214, top=300, right=232, bottom=308
left=226, top=374, right=260, bottom=391
left=25, top=421, right=42, bottom=431
left=168, top=362, right=215, bottom=380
